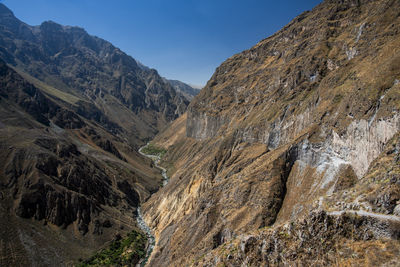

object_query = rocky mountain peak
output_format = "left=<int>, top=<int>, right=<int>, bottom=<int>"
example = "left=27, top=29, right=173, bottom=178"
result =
left=38, top=21, right=90, bottom=40
left=0, top=3, right=24, bottom=33
left=39, top=20, right=64, bottom=32
left=0, top=3, right=14, bottom=16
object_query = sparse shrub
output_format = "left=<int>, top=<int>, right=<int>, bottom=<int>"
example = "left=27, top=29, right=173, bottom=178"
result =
left=77, top=230, right=147, bottom=266
left=141, top=144, right=167, bottom=157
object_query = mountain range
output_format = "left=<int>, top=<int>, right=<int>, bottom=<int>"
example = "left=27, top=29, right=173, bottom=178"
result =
left=0, top=3, right=196, bottom=266
left=1, top=0, right=400, bottom=266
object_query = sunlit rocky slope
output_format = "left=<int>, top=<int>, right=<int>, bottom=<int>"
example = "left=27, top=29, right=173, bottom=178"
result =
left=143, top=0, right=400, bottom=265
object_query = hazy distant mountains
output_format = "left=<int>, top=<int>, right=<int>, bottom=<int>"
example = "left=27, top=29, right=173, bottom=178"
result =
left=136, top=60, right=201, bottom=100
left=163, top=78, right=200, bottom=101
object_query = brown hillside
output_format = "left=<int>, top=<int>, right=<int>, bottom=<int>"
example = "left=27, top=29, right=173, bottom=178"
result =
left=143, top=0, right=400, bottom=266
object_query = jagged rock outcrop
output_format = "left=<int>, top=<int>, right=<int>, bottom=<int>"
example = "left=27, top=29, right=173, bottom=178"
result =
left=195, top=211, right=400, bottom=266
left=143, top=0, right=400, bottom=266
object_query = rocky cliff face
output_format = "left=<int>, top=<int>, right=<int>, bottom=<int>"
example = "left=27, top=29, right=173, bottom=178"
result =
left=143, top=0, right=400, bottom=265
left=0, top=59, right=165, bottom=266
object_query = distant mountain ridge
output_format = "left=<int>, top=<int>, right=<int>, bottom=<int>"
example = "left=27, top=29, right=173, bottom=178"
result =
left=135, top=59, right=200, bottom=101
left=0, top=3, right=189, bottom=145
left=163, top=78, right=200, bottom=101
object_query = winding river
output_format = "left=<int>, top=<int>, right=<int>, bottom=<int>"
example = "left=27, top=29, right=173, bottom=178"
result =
left=136, top=144, right=169, bottom=266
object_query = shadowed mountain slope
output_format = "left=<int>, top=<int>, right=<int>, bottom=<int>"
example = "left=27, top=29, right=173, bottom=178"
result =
left=0, top=3, right=192, bottom=266
left=0, top=3, right=189, bottom=146
left=0, top=58, right=164, bottom=265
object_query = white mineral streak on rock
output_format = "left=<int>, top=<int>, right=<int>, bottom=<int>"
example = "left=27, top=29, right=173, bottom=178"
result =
left=189, top=97, right=399, bottom=195
left=345, top=45, right=358, bottom=60
left=293, top=114, right=400, bottom=195
left=394, top=203, right=400, bottom=216
left=327, top=59, right=339, bottom=70
left=331, top=114, right=400, bottom=178
left=355, top=22, right=366, bottom=43
left=309, top=73, right=318, bottom=82
left=296, top=139, right=348, bottom=195
left=280, top=108, right=399, bottom=195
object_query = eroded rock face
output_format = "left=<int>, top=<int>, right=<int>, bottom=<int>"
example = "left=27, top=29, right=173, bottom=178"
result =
left=331, top=115, right=400, bottom=178
left=7, top=135, right=132, bottom=235
left=16, top=184, right=99, bottom=235
left=144, top=0, right=400, bottom=265
left=195, top=211, right=400, bottom=266
left=187, top=109, right=228, bottom=140
left=0, top=52, right=163, bottom=265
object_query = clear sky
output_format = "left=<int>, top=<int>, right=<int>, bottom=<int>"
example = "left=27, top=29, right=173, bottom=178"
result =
left=2, top=0, right=321, bottom=87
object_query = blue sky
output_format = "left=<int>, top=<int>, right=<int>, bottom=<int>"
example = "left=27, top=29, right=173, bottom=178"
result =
left=3, top=0, right=321, bottom=87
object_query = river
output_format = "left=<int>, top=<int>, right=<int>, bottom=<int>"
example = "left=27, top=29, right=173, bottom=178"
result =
left=136, top=144, right=169, bottom=267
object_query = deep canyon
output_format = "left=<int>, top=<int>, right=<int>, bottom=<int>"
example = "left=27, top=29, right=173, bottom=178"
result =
left=1, top=0, right=400, bottom=266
